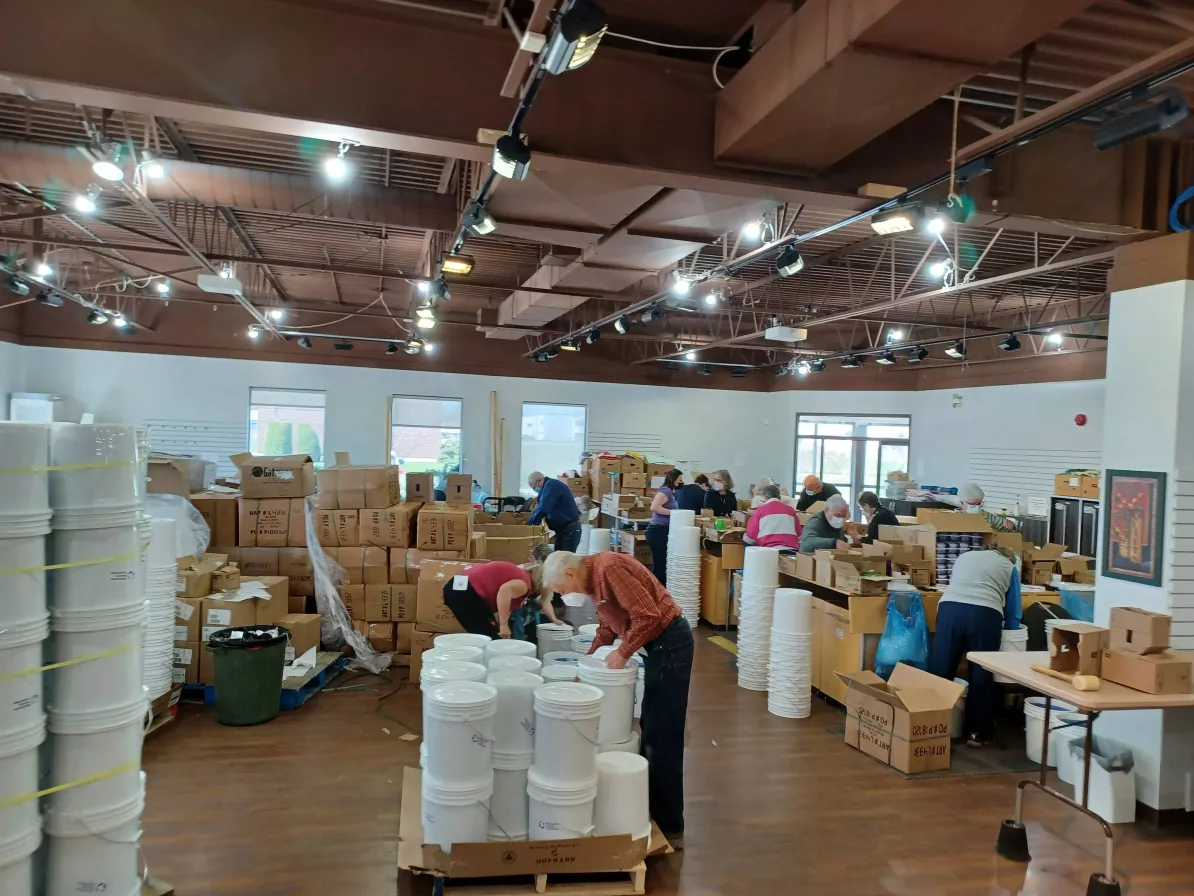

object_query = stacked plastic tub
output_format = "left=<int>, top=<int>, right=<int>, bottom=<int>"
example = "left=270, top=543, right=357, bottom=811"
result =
left=144, top=518, right=177, bottom=699
left=45, top=423, right=147, bottom=896
left=767, top=589, right=814, bottom=719
left=485, top=637, right=543, bottom=842
left=528, top=682, right=603, bottom=839
left=0, top=423, right=52, bottom=893
left=664, top=510, right=700, bottom=628
left=736, top=547, right=779, bottom=691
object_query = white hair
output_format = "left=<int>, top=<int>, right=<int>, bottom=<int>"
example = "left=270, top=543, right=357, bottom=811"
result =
left=825, top=494, right=849, bottom=514
left=542, top=550, right=583, bottom=588
left=960, top=483, right=985, bottom=503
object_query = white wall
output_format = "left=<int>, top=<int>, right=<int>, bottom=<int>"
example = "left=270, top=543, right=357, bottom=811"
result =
left=0, top=340, right=21, bottom=419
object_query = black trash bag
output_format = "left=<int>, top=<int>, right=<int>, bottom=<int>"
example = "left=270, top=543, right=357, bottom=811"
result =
left=208, top=625, right=290, bottom=649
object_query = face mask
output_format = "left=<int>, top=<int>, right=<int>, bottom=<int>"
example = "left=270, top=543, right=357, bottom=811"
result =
left=861, top=506, right=873, bottom=520
left=675, top=482, right=684, bottom=490
left=713, top=482, right=725, bottom=492
left=964, top=503, right=983, bottom=514
left=805, top=488, right=817, bottom=496
left=828, top=514, right=845, bottom=529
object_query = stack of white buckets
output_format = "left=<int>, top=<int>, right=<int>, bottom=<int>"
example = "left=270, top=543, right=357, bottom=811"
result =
left=143, top=519, right=177, bottom=699
left=419, top=633, right=649, bottom=849
left=664, top=510, right=700, bottom=629
left=736, top=546, right=779, bottom=691
left=767, top=589, right=813, bottom=719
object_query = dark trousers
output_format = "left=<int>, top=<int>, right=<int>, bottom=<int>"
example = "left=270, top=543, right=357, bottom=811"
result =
left=928, top=601, right=1003, bottom=738
left=442, top=582, right=498, bottom=639
left=553, top=520, right=583, bottom=553
left=645, top=523, right=668, bottom=585
left=640, top=617, right=693, bottom=836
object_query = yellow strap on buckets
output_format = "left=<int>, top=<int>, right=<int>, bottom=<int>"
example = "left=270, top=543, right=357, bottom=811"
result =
left=0, top=643, right=141, bottom=684
left=0, top=759, right=141, bottom=810
left=0, top=461, right=137, bottom=474
left=0, top=552, right=138, bottom=577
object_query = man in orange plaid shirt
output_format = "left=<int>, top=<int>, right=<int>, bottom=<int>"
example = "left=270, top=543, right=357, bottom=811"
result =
left=543, top=550, right=694, bottom=849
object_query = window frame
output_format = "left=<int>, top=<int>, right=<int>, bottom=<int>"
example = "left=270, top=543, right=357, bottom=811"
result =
left=518, top=401, right=589, bottom=497
left=387, top=394, right=465, bottom=476
left=793, top=412, right=912, bottom=504
left=246, top=387, right=327, bottom=463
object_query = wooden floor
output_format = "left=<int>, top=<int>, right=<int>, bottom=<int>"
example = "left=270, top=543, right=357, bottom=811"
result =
left=143, top=629, right=1194, bottom=895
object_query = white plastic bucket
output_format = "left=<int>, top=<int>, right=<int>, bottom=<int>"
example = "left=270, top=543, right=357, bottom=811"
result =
left=571, top=634, right=594, bottom=655
left=45, top=813, right=143, bottom=896
left=670, top=510, right=696, bottom=529
left=485, top=639, right=536, bottom=662
left=0, top=618, right=47, bottom=736
left=49, top=602, right=147, bottom=714
left=593, top=752, right=649, bottom=838
left=0, top=718, right=44, bottom=851
left=0, top=511, right=52, bottom=539
left=487, top=655, right=542, bottom=675
left=0, top=534, right=48, bottom=627
left=542, top=651, right=578, bottom=666
left=588, top=528, right=612, bottom=554
left=533, top=682, right=602, bottom=784
left=435, top=633, right=494, bottom=652
left=145, top=517, right=177, bottom=570
left=576, top=655, right=638, bottom=746
left=49, top=526, right=143, bottom=613
left=487, top=671, right=543, bottom=755
left=995, top=625, right=1029, bottom=684
left=578, top=624, right=600, bottom=639
left=422, top=681, right=497, bottom=787
left=49, top=423, right=141, bottom=512
left=542, top=665, right=578, bottom=682
left=598, top=730, right=641, bottom=755
left=527, top=766, right=597, bottom=840
left=419, top=661, right=488, bottom=693
left=742, top=546, right=780, bottom=586
left=0, top=423, right=50, bottom=517
left=536, top=624, right=574, bottom=659
left=421, top=772, right=492, bottom=852
left=47, top=699, right=146, bottom=826
left=772, top=589, right=813, bottom=635
left=422, top=646, right=485, bottom=666
left=1023, top=697, right=1079, bottom=766
left=634, top=666, right=644, bottom=720
left=0, top=826, right=40, bottom=896
left=488, top=766, right=530, bottom=841
left=950, top=678, right=969, bottom=739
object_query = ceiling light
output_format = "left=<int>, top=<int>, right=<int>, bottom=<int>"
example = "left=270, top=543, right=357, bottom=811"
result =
left=35, top=289, right=63, bottom=308
left=247, top=325, right=262, bottom=340
left=684, top=350, right=696, bottom=361
left=426, top=279, right=450, bottom=301
left=907, top=345, right=928, bottom=362
left=775, top=365, right=788, bottom=377
left=671, top=276, right=691, bottom=297
left=731, top=369, right=748, bottom=379
left=5, top=277, right=29, bottom=298
left=925, top=216, right=947, bottom=235
left=875, top=351, right=896, bottom=366
left=111, top=313, right=128, bottom=328
left=809, top=359, right=826, bottom=373
left=1094, top=89, right=1189, bottom=151
left=417, top=281, right=430, bottom=295
left=944, top=341, right=966, bottom=359
left=34, top=261, right=53, bottom=278
left=333, top=341, right=354, bottom=351
left=154, top=281, right=170, bottom=295
left=297, top=336, right=313, bottom=349
left=795, top=360, right=811, bottom=376
left=703, top=292, right=719, bottom=307
left=641, top=306, right=663, bottom=324
left=775, top=246, right=805, bottom=277
left=72, top=190, right=98, bottom=214
left=439, top=252, right=475, bottom=276
left=888, top=329, right=903, bottom=342
left=613, top=315, right=630, bottom=335
left=870, top=205, right=921, bottom=235
left=324, top=153, right=348, bottom=180
left=141, top=151, right=164, bottom=180
left=1047, top=331, right=1063, bottom=345
left=492, top=134, right=531, bottom=181
left=542, top=0, right=608, bottom=74
left=741, top=220, right=762, bottom=241
left=405, top=337, right=424, bottom=355
left=928, top=259, right=952, bottom=279
left=84, top=308, right=108, bottom=325
left=841, top=356, right=862, bottom=369
left=386, top=343, right=398, bottom=355
left=267, top=307, right=285, bottom=323
left=415, top=303, right=436, bottom=320
left=91, top=156, right=124, bottom=182
left=532, top=350, right=548, bottom=363
left=998, top=334, right=1021, bottom=352
left=219, top=265, right=233, bottom=279
left=584, top=328, right=600, bottom=345
left=416, top=316, right=436, bottom=330
left=463, top=199, right=497, bottom=235
left=559, top=339, right=581, bottom=352
left=424, top=342, right=435, bottom=355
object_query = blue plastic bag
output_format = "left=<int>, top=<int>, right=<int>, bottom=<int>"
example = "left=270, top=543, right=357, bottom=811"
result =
left=874, top=591, right=930, bottom=679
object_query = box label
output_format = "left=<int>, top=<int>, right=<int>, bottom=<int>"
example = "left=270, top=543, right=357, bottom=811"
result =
left=175, top=600, right=195, bottom=621
left=173, top=647, right=193, bottom=664
left=174, top=625, right=189, bottom=641
left=172, top=667, right=186, bottom=684
left=202, top=625, right=225, bottom=640
left=206, top=609, right=232, bottom=626
left=452, top=575, right=469, bottom=591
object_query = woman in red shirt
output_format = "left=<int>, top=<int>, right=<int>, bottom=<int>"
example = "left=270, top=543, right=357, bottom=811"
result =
left=442, top=560, right=535, bottom=639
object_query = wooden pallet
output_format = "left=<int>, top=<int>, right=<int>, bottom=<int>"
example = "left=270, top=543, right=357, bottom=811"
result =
left=180, top=652, right=344, bottom=709
left=421, top=864, right=645, bottom=896
left=145, top=686, right=182, bottom=736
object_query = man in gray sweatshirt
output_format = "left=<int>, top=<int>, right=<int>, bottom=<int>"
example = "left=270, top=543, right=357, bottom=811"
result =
left=799, top=494, right=851, bottom=553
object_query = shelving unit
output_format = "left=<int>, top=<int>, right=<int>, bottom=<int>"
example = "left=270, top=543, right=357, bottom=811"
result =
left=1048, top=495, right=1100, bottom=555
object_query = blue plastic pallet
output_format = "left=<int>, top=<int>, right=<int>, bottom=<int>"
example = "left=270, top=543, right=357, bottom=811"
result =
left=180, top=652, right=345, bottom=711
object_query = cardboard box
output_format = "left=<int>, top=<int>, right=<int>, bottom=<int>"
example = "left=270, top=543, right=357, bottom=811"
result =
left=645, top=462, right=672, bottom=479
left=367, top=584, right=415, bottom=622
left=359, top=503, right=421, bottom=548
left=564, top=477, right=587, bottom=496
left=238, top=497, right=295, bottom=547
left=278, top=548, right=314, bottom=596
left=1023, top=542, right=1067, bottom=585
left=620, top=472, right=647, bottom=490
left=174, top=597, right=203, bottom=643
left=1080, top=474, right=1101, bottom=499
left=396, top=622, right=414, bottom=655
left=210, top=564, right=240, bottom=592
left=1055, top=473, right=1083, bottom=497
left=839, top=665, right=964, bottom=774
left=411, top=628, right=437, bottom=681
left=317, top=465, right=402, bottom=510
left=1100, top=649, right=1191, bottom=695
left=227, top=546, right=281, bottom=578
left=231, top=453, right=316, bottom=499
left=391, top=548, right=464, bottom=584
left=148, top=457, right=192, bottom=496
left=913, top=508, right=993, bottom=532
left=898, top=560, right=934, bottom=589
left=405, top=472, right=435, bottom=503
left=176, top=554, right=224, bottom=598
left=201, top=593, right=256, bottom=632
left=1058, top=555, right=1095, bottom=582
left=198, top=645, right=215, bottom=686
left=620, top=455, right=645, bottom=475
left=190, top=491, right=240, bottom=546
left=831, top=562, right=892, bottom=595
left=416, top=560, right=490, bottom=632
left=1050, top=622, right=1110, bottom=676
left=794, top=552, right=816, bottom=581
left=342, top=584, right=366, bottom=619
left=278, top=613, right=321, bottom=663
left=172, top=642, right=201, bottom=685
left=417, top=503, right=474, bottom=551
left=354, top=620, right=396, bottom=651
left=326, top=547, right=388, bottom=585
left=476, top=523, right=545, bottom=563
left=288, top=596, right=311, bottom=614
left=242, top=575, right=290, bottom=625
left=445, top=473, right=472, bottom=505
left=1109, top=607, right=1171, bottom=655
left=314, top=509, right=360, bottom=547
left=469, top=531, right=487, bottom=559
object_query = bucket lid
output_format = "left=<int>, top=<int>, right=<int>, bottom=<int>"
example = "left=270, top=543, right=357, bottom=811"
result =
left=542, top=651, right=578, bottom=664
left=534, top=681, right=603, bottom=707
left=487, top=670, right=543, bottom=689
left=421, top=770, right=494, bottom=803
left=536, top=623, right=573, bottom=635
left=434, top=633, right=494, bottom=650
left=0, top=715, right=46, bottom=758
left=421, top=662, right=488, bottom=688
left=425, top=680, right=497, bottom=709
left=423, top=646, right=485, bottom=665
left=49, top=695, right=147, bottom=734
left=541, top=666, right=577, bottom=681
left=486, top=639, right=536, bottom=657
left=487, top=656, right=542, bottom=673
left=578, top=654, right=639, bottom=678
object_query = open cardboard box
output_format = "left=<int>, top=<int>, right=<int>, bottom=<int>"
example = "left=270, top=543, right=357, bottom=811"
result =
left=831, top=562, right=892, bottom=595
left=397, top=767, right=665, bottom=878
left=1050, top=622, right=1109, bottom=676
left=1109, top=606, right=1171, bottom=655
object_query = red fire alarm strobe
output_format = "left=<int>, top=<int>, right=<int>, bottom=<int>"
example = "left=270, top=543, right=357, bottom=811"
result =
left=1075, top=414, right=1087, bottom=426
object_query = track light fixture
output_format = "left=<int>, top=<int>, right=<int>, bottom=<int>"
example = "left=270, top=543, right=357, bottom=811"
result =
left=542, top=0, right=608, bottom=75
left=740, top=220, right=762, bottom=241
left=870, top=204, right=923, bottom=236
left=492, top=134, right=531, bottom=181
left=416, top=302, right=436, bottom=321
left=417, top=281, right=430, bottom=296
left=35, top=289, right=62, bottom=308
left=641, top=306, right=663, bottom=324
left=559, top=339, right=581, bottom=352
left=267, top=307, right=285, bottom=323
left=928, top=259, right=954, bottom=280
left=702, top=291, right=720, bottom=307
left=671, top=275, right=692, bottom=297
left=439, top=252, right=475, bottom=276
left=794, top=360, right=811, bottom=376
left=809, top=359, right=826, bottom=373
left=416, top=316, right=436, bottom=331
left=111, top=313, right=129, bottom=329
left=775, top=246, right=805, bottom=277
left=1047, top=331, right=1063, bottom=346
left=532, top=350, right=549, bottom=363
left=34, top=261, right=53, bottom=279
left=386, top=343, right=399, bottom=355
left=140, top=151, right=165, bottom=180
left=297, top=336, right=313, bottom=349
left=424, top=342, right=435, bottom=355
left=907, top=345, right=928, bottom=362
left=925, top=215, right=947, bottom=235
left=875, top=351, right=896, bottom=366
left=86, top=308, right=109, bottom=325
left=324, top=141, right=355, bottom=180
left=5, top=277, right=29, bottom=298
left=405, top=336, right=425, bottom=354
left=998, top=334, right=1021, bottom=352
left=1095, top=89, right=1189, bottom=151
left=731, top=369, right=748, bottom=379
left=944, top=340, right=966, bottom=359
left=155, top=281, right=170, bottom=295
left=333, top=341, right=354, bottom=351
left=584, top=328, right=600, bottom=345
left=425, top=279, right=450, bottom=301
left=91, top=146, right=124, bottom=182
left=684, top=350, right=697, bottom=362
left=247, top=325, right=262, bottom=340
left=72, top=186, right=100, bottom=214
left=463, top=199, right=497, bottom=235
left=841, top=356, right=862, bottom=369
left=613, top=315, right=630, bottom=335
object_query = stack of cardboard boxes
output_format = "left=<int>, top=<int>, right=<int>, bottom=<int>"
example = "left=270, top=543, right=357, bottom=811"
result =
left=1045, top=612, right=1192, bottom=695
left=583, top=454, right=673, bottom=503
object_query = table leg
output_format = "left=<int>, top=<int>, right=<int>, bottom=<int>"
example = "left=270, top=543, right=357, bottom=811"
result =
left=1040, top=696, right=1052, bottom=784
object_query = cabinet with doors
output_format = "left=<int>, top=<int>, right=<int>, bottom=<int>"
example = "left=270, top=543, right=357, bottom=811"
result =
left=1049, top=496, right=1100, bottom=556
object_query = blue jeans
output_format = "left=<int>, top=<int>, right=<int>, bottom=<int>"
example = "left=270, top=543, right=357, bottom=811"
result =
left=640, top=617, right=693, bottom=836
left=928, top=601, right=1003, bottom=739
left=553, top=520, right=582, bottom=553
left=645, top=524, right=668, bottom=585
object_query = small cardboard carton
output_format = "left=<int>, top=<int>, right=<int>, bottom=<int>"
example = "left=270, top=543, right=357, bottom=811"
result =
left=1109, top=607, right=1171, bottom=655
left=1100, top=649, right=1192, bottom=695
left=392, top=549, right=464, bottom=584
left=468, top=531, right=487, bottom=559
left=564, top=477, right=587, bottom=496
left=913, top=508, right=993, bottom=533
left=620, top=455, right=645, bottom=476
left=645, top=462, right=672, bottom=479
left=174, top=597, right=203, bottom=643
left=210, top=564, right=240, bottom=593
left=794, top=552, right=816, bottom=581
left=230, top=453, right=316, bottom=499
left=444, top=473, right=472, bottom=505
left=1058, top=555, right=1096, bottom=583
left=238, top=497, right=306, bottom=547
left=861, top=541, right=892, bottom=558
left=367, top=584, right=416, bottom=622
left=354, top=620, right=397, bottom=652
left=476, top=523, right=546, bottom=563
left=405, top=472, right=435, bottom=503
left=1054, top=473, right=1083, bottom=497
left=813, top=549, right=854, bottom=587
left=189, top=491, right=240, bottom=546
left=326, top=547, right=388, bottom=585
left=317, top=464, right=402, bottom=509
left=278, top=548, right=314, bottom=596
left=342, top=585, right=365, bottom=620
left=897, top=560, right=934, bottom=590
left=1080, top=474, right=1101, bottom=499
left=1023, top=543, right=1067, bottom=586
left=1050, top=622, right=1110, bottom=676
left=620, top=472, right=647, bottom=490
left=278, top=613, right=321, bottom=664
left=172, top=643, right=201, bottom=685
left=288, top=596, right=310, bottom=614
left=147, top=457, right=192, bottom=497
left=417, top=503, right=474, bottom=551
left=416, top=560, right=489, bottom=633
left=200, top=593, right=256, bottom=637
left=831, top=562, right=892, bottom=596
left=314, top=509, right=360, bottom=547
left=838, top=665, right=964, bottom=774
left=359, top=503, right=422, bottom=548
left=224, top=546, right=280, bottom=578
left=176, top=554, right=224, bottom=598
left=241, top=575, right=290, bottom=626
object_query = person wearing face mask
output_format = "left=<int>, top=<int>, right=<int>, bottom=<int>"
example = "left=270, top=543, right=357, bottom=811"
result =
left=744, top=484, right=801, bottom=548
left=675, top=473, right=709, bottom=513
left=527, top=471, right=583, bottom=552
left=750, top=475, right=776, bottom=509
left=855, top=491, right=900, bottom=545
left=645, top=469, right=682, bottom=585
left=703, top=469, right=738, bottom=517
left=799, top=494, right=851, bottom=552
left=795, top=475, right=841, bottom=512
left=940, top=483, right=1019, bottom=531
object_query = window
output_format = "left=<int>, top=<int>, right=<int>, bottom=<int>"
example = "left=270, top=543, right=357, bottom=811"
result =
left=248, top=388, right=326, bottom=466
left=390, top=397, right=463, bottom=488
left=794, top=414, right=910, bottom=507
left=520, top=403, right=587, bottom=497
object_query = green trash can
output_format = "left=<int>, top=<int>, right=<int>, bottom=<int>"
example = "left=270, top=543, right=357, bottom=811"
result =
left=206, top=625, right=290, bottom=726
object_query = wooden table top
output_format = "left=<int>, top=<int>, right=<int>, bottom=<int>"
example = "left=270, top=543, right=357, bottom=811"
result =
left=967, top=650, right=1194, bottom=712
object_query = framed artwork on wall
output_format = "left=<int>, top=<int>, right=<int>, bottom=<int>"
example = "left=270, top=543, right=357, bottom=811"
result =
left=1101, top=470, right=1166, bottom=587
